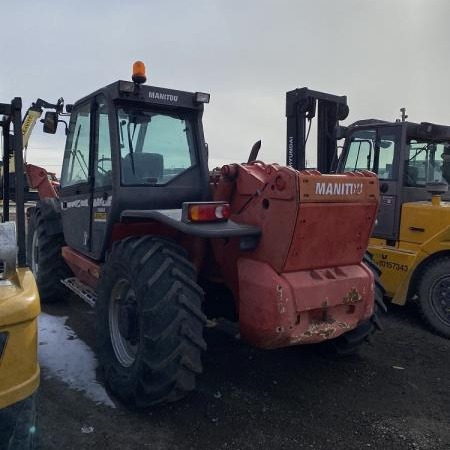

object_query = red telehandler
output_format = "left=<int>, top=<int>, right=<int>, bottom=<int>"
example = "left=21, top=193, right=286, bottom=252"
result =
left=26, top=62, right=384, bottom=408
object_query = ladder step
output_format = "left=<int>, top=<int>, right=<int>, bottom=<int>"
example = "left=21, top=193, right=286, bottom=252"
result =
left=61, top=277, right=97, bottom=307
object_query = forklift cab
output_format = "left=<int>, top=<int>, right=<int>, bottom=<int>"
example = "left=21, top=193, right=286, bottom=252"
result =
left=57, top=79, right=211, bottom=261
left=337, top=120, right=450, bottom=241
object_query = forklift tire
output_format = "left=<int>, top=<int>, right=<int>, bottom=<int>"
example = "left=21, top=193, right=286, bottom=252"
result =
left=96, top=236, right=207, bottom=408
left=329, top=254, right=386, bottom=356
left=27, top=207, right=70, bottom=303
left=363, top=252, right=382, bottom=277
left=417, top=257, right=450, bottom=339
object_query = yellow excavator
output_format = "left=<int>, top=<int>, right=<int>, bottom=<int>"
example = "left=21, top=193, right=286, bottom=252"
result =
left=0, top=98, right=40, bottom=450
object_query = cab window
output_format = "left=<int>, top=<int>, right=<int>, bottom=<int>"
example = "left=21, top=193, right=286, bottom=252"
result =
left=377, top=133, right=397, bottom=180
left=61, top=102, right=91, bottom=187
left=405, top=141, right=450, bottom=187
left=94, top=98, right=112, bottom=188
left=118, top=107, right=197, bottom=186
left=342, top=130, right=376, bottom=172
left=342, top=128, right=398, bottom=179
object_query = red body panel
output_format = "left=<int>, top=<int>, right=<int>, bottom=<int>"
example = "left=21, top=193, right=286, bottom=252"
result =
left=213, top=163, right=379, bottom=348
left=62, top=246, right=100, bottom=289
left=284, top=202, right=375, bottom=271
left=25, top=164, right=58, bottom=199
left=238, top=259, right=374, bottom=348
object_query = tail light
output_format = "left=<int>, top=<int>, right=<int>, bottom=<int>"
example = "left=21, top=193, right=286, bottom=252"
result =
left=182, top=202, right=231, bottom=223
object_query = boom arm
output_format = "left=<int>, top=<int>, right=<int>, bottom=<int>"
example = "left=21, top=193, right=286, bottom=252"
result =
left=23, top=98, right=64, bottom=199
left=22, top=98, right=64, bottom=150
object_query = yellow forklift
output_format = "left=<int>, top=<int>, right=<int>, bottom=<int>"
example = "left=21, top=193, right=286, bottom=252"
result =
left=285, top=88, right=450, bottom=338
left=286, top=88, right=450, bottom=338
left=0, top=98, right=40, bottom=450
left=336, top=114, right=450, bottom=338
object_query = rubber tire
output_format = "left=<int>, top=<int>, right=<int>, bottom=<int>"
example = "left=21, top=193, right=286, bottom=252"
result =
left=96, top=236, right=207, bottom=408
left=27, top=207, right=70, bottom=303
left=329, top=253, right=386, bottom=356
left=0, top=394, right=37, bottom=450
left=417, top=257, right=450, bottom=339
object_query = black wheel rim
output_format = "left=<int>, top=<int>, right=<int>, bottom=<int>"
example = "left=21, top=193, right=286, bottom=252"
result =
left=109, top=278, right=140, bottom=367
left=430, top=275, right=450, bottom=326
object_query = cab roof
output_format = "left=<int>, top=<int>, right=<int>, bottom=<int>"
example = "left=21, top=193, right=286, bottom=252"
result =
left=74, top=80, right=207, bottom=112
left=349, top=119, right=450, bottom=142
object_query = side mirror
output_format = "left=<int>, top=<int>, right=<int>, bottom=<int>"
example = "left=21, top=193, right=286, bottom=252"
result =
left=379, top=140, right=392, bottom=149
left=43, top=111, right=58, bottom=134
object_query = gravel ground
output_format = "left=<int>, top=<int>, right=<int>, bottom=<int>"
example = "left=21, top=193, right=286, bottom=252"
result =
left=36, top=297, right=450, bottom=450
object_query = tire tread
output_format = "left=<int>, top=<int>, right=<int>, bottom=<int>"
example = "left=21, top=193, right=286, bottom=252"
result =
left=96, top=236, right=206, bottom=408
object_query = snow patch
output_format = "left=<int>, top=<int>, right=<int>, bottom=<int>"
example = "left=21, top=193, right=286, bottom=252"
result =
left=39, top=312, right=115, bottom=408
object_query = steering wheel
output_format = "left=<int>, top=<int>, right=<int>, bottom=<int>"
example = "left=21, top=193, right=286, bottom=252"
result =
left=97, top=158, right=112, bottom=174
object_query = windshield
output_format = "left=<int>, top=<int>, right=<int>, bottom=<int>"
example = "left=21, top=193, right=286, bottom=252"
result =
left=117, top=107, right=197, bottom=185
left=405, top=139, right=450, bottom=186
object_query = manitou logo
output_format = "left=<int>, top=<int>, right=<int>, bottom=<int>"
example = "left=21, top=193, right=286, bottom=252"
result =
left=315, top=182, right=364, bottom=196
left=149, top=91, right=179, bottom=102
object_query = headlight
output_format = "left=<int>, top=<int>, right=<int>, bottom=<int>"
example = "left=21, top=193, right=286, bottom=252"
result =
left=194, top=92, right=210, bottom=104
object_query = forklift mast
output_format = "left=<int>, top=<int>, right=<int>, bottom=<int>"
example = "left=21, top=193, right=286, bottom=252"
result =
left=0, top=98, right=26, bottom=267
left=0, top=97, right=63, bottom=204
left=286, top=87, right=349, bottom=172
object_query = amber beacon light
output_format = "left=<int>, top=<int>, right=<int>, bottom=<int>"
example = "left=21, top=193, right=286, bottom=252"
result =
left=132, top=61, right=147, bottom=84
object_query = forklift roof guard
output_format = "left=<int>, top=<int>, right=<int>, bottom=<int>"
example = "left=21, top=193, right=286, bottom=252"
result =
left=348, top=119, right=450, bottom=142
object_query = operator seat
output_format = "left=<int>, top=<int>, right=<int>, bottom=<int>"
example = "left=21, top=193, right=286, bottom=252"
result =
left=404, top=163, right=419, bottom=187
left=122, top=153, right=164, bottom=183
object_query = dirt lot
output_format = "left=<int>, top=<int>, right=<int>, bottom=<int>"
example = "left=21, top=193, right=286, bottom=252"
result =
left=37, top=297, right=450, bottom=450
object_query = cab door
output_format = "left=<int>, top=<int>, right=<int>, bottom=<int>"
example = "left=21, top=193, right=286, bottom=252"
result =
left=372, top=126, right=402, bottom=240
left=339, top=125, right=402, bottom=241
left=90, top=95, right=113, bottom=259
left=59, top=100, right=94, bottom=255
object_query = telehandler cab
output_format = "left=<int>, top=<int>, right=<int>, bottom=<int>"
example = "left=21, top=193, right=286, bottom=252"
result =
left=0, top=98, right=40, bottom=450
left=289, top=87, right=450, bottom=338
left=27, top=62, right=383, bottom=408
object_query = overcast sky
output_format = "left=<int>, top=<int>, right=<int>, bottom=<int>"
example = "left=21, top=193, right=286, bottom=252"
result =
left=1, top=0, right=449, bottom=174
